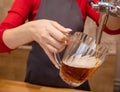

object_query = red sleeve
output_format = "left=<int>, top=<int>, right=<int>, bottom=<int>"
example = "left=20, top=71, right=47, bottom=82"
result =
left=0, top=0, right=34, bottom=53
left=86, top=0, right=100, bottom=26
left=0, top=27, right=12, bottom=52
left=104, top=26, right=120, bottom=35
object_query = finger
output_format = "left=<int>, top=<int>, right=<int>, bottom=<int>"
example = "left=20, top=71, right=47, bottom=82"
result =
left=46, top=25, right=67, bottom=42
left=46, top=35, right=65, bottom=50
left=50, top=21, right=72, bottom=33
left=46, top=44, right=58, bottom=53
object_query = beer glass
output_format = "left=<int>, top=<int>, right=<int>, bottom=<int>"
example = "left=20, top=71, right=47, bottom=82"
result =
left=54, top=32, right=108, bottom=87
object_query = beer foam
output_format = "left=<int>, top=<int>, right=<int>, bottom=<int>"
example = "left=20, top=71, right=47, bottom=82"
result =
left=63, top=55, right=100, bottom=68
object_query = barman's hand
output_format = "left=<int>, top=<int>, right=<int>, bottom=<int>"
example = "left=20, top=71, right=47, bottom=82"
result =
left=3, top=19, right=72, bottom=68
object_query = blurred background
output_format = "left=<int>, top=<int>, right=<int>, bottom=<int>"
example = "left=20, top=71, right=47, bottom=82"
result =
left=0, top=0, right=120, bottom=92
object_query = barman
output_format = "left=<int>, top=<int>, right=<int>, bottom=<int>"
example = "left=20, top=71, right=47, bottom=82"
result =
left=0, top=0, right=120, bottom=91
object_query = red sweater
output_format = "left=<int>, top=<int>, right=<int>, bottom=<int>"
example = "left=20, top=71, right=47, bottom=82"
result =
left=0, top=0, right=119, bottom=52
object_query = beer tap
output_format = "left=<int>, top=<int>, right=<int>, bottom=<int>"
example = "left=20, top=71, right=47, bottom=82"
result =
left=89, top=0, right=120, bottom=45
left=90, top=0, right=120, bottom=17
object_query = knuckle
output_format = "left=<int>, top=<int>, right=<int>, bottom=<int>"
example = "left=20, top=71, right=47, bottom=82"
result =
left=41, top=34, right=46, bottom=39
left=53, top=48, right=59, bottom=53
left=60, top=36, right=66, bottom=42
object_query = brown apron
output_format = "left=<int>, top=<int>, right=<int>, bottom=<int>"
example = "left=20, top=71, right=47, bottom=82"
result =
left=25, top=0, right=90, bottom=91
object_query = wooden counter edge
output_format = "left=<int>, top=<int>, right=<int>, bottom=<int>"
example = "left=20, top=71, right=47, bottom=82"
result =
left=0, top=79, right=90, bottom=92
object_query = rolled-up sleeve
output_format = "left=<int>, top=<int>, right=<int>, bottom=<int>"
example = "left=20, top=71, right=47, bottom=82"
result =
left=0, top=27, right=12, bottom=53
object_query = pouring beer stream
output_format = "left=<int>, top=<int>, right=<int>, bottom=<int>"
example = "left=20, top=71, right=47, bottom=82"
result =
left=90, top=0, right=120, bottom=59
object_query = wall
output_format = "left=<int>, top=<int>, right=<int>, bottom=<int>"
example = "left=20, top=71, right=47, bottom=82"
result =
left=0, top=0, right=13, bottom=22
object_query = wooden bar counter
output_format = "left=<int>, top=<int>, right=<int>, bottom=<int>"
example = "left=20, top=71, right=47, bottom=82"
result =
left=0, top=79, right=89, bottom=92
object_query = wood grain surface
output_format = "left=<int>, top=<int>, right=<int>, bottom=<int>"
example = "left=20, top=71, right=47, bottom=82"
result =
left=0, top=79, right=89, bottom=92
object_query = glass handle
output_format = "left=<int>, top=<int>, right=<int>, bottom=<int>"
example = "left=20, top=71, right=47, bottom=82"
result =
left=54, top=33, right=71, bottom=68
left=54, top=53, right=62, bottom=68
